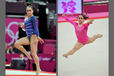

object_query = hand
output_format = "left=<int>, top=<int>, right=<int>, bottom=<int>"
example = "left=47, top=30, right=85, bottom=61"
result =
left=87, top=19, right=94, bottom=24
left=38, top=37, right=44, bottom=44
left=62, top=14, right=66, bottom=17
left=19, top=23, right=25, bottom=29
left=90, top=19, right=94, bottom=24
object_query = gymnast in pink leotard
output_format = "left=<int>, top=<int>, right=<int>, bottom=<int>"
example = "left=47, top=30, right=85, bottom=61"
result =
left=64, top=16, right=89, bottom=45
left=62, top=14, right=103, bottom=58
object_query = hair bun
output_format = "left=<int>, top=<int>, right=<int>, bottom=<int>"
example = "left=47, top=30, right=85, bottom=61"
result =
left=79, top=14, right=89, bottom=20
left=83, top=15, right=89, bottom=19
left=25, top=2, right=32, bottom=6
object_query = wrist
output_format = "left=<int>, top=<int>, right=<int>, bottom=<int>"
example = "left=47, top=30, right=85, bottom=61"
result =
left=38, top=37, right=41, bottom=39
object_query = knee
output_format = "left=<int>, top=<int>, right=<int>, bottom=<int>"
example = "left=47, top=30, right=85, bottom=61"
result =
left=74, top=46, right=79, bottom=50
left=14, top=42, right=20, bottom=48
left=31, top=51, right=37, bottom=56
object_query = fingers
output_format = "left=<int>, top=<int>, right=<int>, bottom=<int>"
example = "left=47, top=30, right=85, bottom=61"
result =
left=62, top=14, right=65, bottom=17
left=40, top=39, right=44, bottom=44
left=40, top=40, right=44, bottom=44
left=38, top=38, right=44, bottom=44
left=91, top=19, right=94, bottom=22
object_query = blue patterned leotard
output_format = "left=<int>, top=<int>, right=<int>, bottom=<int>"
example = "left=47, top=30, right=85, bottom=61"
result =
left=24, top=16, right=39, bottom=40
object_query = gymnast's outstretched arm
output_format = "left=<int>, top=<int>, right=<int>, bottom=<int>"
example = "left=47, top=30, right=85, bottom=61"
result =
left=62, top=14, right=77, bottom=26
left=84, top=19, right=94, bottom=27
left=87, top=19, right=94, bottom=24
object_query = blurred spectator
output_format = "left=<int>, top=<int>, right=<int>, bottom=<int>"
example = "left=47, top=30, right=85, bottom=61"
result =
left=19, top=52, right=25, bottom=59
left=10, top=53, right=26, bottom=70
left=19, top=53, right=26, bottom=69
left=6, top=43, right=19, bottom=54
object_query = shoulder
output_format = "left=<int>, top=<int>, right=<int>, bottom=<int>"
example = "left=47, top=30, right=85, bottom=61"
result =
left=31, top=16, right=36, bottom=19
left=31, top=16, right=37, bottom=21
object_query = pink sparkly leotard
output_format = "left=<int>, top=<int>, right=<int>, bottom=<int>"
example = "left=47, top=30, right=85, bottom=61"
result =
left=64, top=16, right=90, bottom=45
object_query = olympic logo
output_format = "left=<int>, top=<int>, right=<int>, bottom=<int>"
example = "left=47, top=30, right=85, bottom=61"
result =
left=6, top=21, right=19, bottom=46
left=62, top=0, right=76, bottom=14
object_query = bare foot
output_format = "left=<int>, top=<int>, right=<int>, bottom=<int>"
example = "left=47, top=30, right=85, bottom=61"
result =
left=36, top=69, right=41, bottom=75
left=26, top=54, right=32, bottom=60
left=63, top=54, right=68, bottom=58
left=97, top=34, right=103, bottom=38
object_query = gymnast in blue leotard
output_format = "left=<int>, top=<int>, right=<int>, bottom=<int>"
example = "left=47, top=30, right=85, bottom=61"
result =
left=24, top=15, right=39, bottom=40
left=15, top=2, right=44, bottom=75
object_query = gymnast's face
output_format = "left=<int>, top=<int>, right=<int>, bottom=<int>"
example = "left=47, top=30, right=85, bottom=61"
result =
left=78, top=15, right=85, bottom=24
left=26, top=7, right=33, bottom=17
left=20, top=54, right=24, bottom=58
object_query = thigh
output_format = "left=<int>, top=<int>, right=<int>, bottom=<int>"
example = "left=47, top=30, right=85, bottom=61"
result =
left=74, top=41, right=84, bottom=48
left=87, top=37, right=94, bottom=44
left=16, top=37, right=30, bottom=45
left=30, top=35, right=38, bottom=52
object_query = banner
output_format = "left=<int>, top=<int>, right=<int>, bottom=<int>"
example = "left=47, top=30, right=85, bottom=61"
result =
left=58, top=0, right=82, bottom=14
left=6, top=18, right=24, bottom=48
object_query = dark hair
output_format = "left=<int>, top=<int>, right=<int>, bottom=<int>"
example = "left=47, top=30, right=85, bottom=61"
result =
left=25, top=2, right=34, bottom=11
left=19, top=52, right=25, bottom=56
left=78, top=14, right=89, bottom=20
